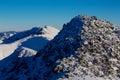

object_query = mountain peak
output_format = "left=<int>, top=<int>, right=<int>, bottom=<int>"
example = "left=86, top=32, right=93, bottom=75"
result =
left=35, top=15, right=120, bottom=79
left=65, top=15, right=115, bottom=30
left=2, top=26, right=59, bottom=43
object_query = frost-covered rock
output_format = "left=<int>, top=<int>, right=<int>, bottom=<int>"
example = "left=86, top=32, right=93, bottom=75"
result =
left=35, top=15, right=120, bottom=80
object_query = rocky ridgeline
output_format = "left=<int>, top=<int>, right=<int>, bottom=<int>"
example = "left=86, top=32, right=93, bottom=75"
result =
left=35, top=15, right=120, bottom=80
left=1, top=15, right=120, bottom=80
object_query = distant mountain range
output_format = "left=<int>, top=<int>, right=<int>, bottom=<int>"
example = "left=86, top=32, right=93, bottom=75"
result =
left=0, top=15, right=120, bottom=80
left=0, top=26, right=59, bottom=60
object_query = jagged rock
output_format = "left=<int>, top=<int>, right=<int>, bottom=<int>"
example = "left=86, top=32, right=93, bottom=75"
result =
left=35, top=15, right=120, bottom=80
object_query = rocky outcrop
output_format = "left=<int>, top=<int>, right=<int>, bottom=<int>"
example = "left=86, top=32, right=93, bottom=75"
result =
left=36, top=15, right=120, bottom=80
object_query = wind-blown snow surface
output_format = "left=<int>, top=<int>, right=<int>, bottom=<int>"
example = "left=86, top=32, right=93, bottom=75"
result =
left=0, top=41, right=19, bottom=60
left=0, top=26, right=59, bottom=60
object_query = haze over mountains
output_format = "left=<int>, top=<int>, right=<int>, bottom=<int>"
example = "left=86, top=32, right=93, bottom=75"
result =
left=0, top=15, right=120, bottom=80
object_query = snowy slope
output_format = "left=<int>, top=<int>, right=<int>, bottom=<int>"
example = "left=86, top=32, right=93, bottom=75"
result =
left=0, top=26, right=59, bottom=60
left=40, top=26, right=60, bottom=40
left=2, top=26, right=59, bottom=43
left=0, top=41, right=19, bottom=60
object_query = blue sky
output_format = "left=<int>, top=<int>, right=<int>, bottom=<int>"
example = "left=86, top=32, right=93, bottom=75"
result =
left=0, top=0, right=120, bottom=31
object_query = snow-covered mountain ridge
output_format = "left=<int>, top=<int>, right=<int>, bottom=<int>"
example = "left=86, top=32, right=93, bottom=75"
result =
left=0, top=31, right=17, bottom=43
left=2, top=26, right=59, bottom=44
left=0, top=26, right=59, bottom=60
left=0, top=15, right=120, bottom=80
